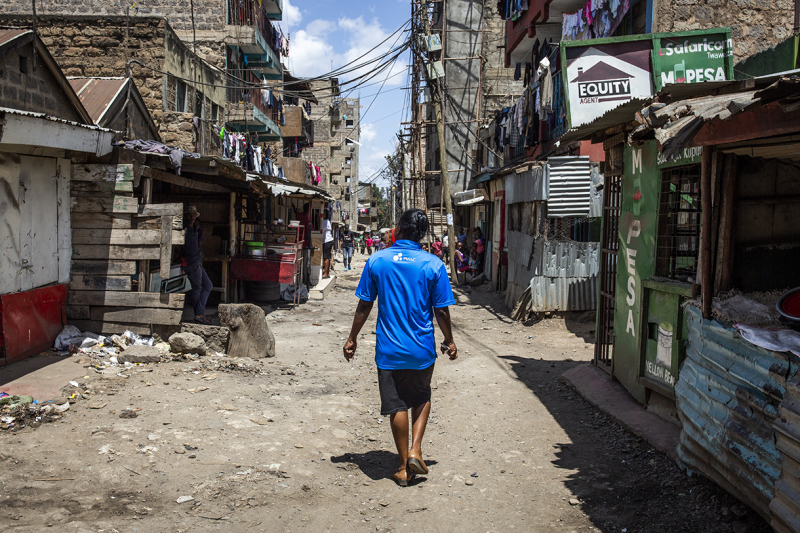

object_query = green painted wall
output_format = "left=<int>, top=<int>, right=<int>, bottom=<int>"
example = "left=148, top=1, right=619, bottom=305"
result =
left=613, top=141, right=703, bottom=403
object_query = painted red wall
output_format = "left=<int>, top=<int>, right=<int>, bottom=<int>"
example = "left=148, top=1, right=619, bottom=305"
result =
left=0, top=284, right=68, bottom=365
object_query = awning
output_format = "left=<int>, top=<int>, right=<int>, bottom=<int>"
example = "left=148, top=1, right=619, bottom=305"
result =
left=251, top=177, right=334, bottom=200
left=454, top=189, right=486, bottom=206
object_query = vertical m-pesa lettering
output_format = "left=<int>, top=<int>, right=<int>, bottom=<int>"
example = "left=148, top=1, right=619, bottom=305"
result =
left=625, top=148, right=644, bottom=337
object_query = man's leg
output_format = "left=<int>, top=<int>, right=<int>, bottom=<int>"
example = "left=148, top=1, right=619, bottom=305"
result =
left=186, top=266, right=203, bottom=316
left=197, top=267, right=213, bottom=316
left=408, top=402, right=431, bottom=473
left=390, top=411, right=410, bottom=481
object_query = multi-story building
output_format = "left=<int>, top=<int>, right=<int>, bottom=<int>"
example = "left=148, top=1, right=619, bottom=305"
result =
left=357, top=185, right=378, bottom=232
left=0, top=0, right=287, bottom=153
left=423, top=1, right=524, bottom=208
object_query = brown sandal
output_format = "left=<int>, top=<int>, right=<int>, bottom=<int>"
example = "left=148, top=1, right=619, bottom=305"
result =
left=392, top=467, right=411, bottom=487
left=408, top=451, right=429, bottom=475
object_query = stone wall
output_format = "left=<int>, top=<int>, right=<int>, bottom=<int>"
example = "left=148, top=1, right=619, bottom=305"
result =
left=0, top=15, right=226, bottom=155
left=0, top=40, right=84, bottom=122
left=656, top=0, right=794, bottom=60
left=0, top=0, right=226, bottom=33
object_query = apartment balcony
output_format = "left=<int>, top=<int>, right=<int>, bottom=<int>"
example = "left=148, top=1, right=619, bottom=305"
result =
left=504, top=0, right=583, bottom=67
left=279, top=156, right=308, bottom=185
left=226, top=0, right=283, bottom=79
left=281, top=106, right=314, bottom=144
left=225, top=72, right=281, bottom=139
left=262, top=0, right=283, bottom=20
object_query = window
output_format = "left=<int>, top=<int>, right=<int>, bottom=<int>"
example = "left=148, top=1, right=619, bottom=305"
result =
left=176, top=80, right=188, bottom=113
left=345, top=138, right=354, bottom=146
left=195, top=90, right=204, bottom=115
left=345, top=175, right=351, bottom=183
left=655, top=164, right=702, bottom=281
left=211, top=102, right=219, bottom=121
left=346, top=119, right=354, bottom=127
left=345, top=157, right=352, bottom=165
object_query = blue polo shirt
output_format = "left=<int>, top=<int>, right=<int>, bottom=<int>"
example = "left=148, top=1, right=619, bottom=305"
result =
left=355, top=240, right=456, bottom=370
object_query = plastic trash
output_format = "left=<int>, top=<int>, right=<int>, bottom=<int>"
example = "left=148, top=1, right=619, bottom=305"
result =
left=69, top=381, right=80, bottom=387
left=54, top=325, right=83, bottom=350
left=55, top=402, right=70, bottom=413
left=176, top=495, right=194, bottom=504
left=122, top=330, right=155, bottom=347
left=281, top=284, right=309, bottom=301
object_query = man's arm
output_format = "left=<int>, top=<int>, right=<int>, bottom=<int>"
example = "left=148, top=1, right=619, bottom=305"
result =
left=343, top=299, right=374, bottom=361
left=434, top=307, right=458, bottom=360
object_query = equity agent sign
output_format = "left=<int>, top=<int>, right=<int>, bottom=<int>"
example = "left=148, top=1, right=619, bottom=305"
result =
left=561, top=28, right=734, bottom=130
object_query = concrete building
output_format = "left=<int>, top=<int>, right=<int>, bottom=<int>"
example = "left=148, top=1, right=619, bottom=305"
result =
left=0, top=0, right=287, bottom=150
left=424, top=0, right=524, bottom=207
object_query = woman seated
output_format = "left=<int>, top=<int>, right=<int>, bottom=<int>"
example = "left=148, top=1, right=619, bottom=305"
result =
left=454, top=242, right=475, bottom=282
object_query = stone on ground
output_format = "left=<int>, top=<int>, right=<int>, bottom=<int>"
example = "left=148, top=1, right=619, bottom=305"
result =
left=218, top=303, right=275, bottom=359
left=168, top=332, right=206, bottom=354
left=180, top=323, right=230, bottom=353
left=118, top=345, right=162, bottom=364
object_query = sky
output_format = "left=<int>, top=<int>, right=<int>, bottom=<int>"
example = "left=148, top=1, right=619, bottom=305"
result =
left=278, top=0, right=412, bottom=190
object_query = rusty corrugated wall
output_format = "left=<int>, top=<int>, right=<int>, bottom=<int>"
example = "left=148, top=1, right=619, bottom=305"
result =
left=675, top=305, right=799, bottom=521
left=772, top=373, right=800, bottom=533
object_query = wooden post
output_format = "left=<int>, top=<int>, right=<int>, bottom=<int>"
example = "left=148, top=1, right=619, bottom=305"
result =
left=160, top=215, right=173, bottom=280
left=140, top=176, right=153, bottom=292
left=715, top=153, right=737, bottom=293
left=229, top=193, right=237, bottom=256
left=700, top=147, right=714, bottom=319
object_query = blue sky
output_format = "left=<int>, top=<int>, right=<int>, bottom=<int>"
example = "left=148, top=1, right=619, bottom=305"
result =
left=279, top=0, right=412, bottom=189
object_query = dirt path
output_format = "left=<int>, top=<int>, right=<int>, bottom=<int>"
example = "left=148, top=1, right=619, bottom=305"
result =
left=0, top=252, right=769, bottom=532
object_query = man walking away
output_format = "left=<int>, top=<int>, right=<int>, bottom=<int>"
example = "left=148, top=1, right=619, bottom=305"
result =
left=341, top=226, right=355, bottom=270
left=182, top=206, right=213, bottom=324
left=366, top=235, right=374, bottom=255
left=343, top=209, right=458, bottom=486
left=322, top=210, right=334, bottom=279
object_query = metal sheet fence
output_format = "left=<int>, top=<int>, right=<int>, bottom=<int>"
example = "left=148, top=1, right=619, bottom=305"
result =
left=772, top=373, right=800, bottom=533
left=675, top=305, right=799, bottom=522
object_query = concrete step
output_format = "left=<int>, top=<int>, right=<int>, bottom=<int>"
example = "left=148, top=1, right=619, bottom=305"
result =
left=309, top=275, right=336, bottom=300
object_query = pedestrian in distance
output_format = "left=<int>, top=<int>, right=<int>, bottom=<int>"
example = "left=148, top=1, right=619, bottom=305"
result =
left=341, top=226, right=355, bottom=271
left=321, top=210, right=334, bottom=279
left=343, top=209, right=458, bottom=487
left=181, top=206, right=213, bottom=325
left=366, top=235, right=374, bottom=255
left=431, top=235, right=443, bottom=260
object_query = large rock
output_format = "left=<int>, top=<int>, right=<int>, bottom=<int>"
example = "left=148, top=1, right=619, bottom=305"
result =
left=180, top=323, right=230, bottom=354
left=118, top=345, right=162, bottom=364
left=168, top=332, right=206, bottom=354
left=218, top=304, right=275, bottom=359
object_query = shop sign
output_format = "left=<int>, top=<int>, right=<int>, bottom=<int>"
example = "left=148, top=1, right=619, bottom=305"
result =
left=561, top=28, right=734, bottom=130
left=654, top=33, right=734, bottom=90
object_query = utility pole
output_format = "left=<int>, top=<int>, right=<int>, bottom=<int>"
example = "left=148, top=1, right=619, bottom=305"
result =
left=420, top=0, right=458, bottom=283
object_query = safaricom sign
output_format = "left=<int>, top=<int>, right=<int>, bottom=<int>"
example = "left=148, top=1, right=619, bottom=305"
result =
left=658, top=37, right=733, bottom=86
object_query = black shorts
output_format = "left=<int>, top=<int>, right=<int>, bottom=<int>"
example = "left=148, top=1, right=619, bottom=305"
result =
left=377, top=363, right=435, bottom=415
left=322, top=241, right=333, bottom=260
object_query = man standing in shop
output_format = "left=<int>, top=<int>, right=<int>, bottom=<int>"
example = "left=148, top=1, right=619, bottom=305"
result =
left=182, top=206, right=213, bottom=325
left=343, top=209, right=458, bottom=487
left=341, top=226, right=355, bottom=270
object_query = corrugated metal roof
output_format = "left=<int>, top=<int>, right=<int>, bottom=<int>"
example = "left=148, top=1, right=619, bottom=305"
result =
left=67, top=77, right=128, bottom=125
left=675, top=305, right=799, bottom=522
left=772, top=373, right=800, bottom=533
left=0, top=29, right=31, bottom=48
left=547, top=156, right=593, bottom=217
left=528, top=275, right=597, bottom=312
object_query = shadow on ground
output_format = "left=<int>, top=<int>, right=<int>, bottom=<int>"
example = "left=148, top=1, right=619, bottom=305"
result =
left=453, top=285, right=770, bottom=533
left=330, top=450, right=437, bottom=485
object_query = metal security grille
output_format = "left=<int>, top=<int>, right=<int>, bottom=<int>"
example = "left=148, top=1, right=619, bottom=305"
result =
left=546, top=216, right=592, bottom=242
left=594, top=171, right=621, bottom=372
left=656, top=165, right=702, bottom=282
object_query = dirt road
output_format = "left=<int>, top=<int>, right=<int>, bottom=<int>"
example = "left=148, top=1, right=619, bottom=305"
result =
left=0, top=253, right=769, bottom=532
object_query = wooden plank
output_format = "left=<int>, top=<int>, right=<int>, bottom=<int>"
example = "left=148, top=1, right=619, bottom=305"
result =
left=70, top=274, right=132, bottom=291
left=66, top=305, right=91, bottom=320
left=71, top=213, right=132, bottom=229
left=144, top=166, right=232, bottom=193
left=57, top=158, right=71, bottom=285
left=71, top=260, right=137, bottom=275
left=71, top=196, right=138, bottom=213
left=71, top=164, right=133, bottom=182
left=72, top=229, right=162, bottom=246
left=71, top=181, right=134, bottom=195
left=68, top=320, right=150, bottom=336
left=68, top=291, right=185, bottom=309
left=89, top=306, right=183, bottom=326
left=72, top=245, right=159, bottom=260
left=700, top=147, right=714, bottom=319
left=714, top=154, right=737, bottom=294
left=173, top=230, right=184, bottom=245
left=160, top=216, right=173, bottom=279
left=139, top=203, right=182, bottom=216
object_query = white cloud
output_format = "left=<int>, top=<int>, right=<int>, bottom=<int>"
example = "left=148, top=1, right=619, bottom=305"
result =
left=288, top=20, right=338, bottom=77
left=361, top=123, right=377, bottom=143
left=281, top=0, right=302, bottom=31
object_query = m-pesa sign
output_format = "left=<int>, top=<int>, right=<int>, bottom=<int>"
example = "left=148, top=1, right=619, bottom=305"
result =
left=561, top=29, right=734, bottom=130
